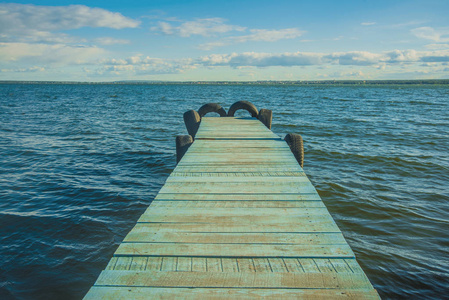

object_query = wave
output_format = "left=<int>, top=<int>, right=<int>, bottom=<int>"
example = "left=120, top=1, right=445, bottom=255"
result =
left=1, top=83, right=448, bottom=299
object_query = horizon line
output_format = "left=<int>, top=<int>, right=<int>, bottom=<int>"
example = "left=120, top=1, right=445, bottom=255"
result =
left=1, top=79, right=449, bottom=85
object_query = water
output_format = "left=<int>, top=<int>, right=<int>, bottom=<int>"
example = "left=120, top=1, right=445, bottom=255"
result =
left=0, top=83, right=448, bottom=299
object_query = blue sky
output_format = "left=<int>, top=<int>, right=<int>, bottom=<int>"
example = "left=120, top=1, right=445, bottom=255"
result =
left=1, top=0, right=449, bottom=81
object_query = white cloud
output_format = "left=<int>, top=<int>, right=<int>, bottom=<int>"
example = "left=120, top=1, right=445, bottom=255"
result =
left=199, top=49, right=449, bottom=68
left=1, top=31, right=86, bottom=44
left=0, top=4, right=139, bottom=70
left=232, top=28, right=305, bottom=43
left=151, top=18, right=245, bottom=37
left=200, top=52, right=324, bottom=67
left=3, top=41, right=449, bottom=78
left=97, top=55, right=196, bottom=75
left=151, top=16, right=304, bottom=50
left=156, top=22, right=175, bottom=35
left=0, top=4, right=139, bottom=44
left=94, top=37, right=130, bottom=45
left=361, top=22, right=376, bottom=26
left=199, top=28, right=305, bottom=50
left=0, top=4, right=140, bottom=33
left=328, top=51, right=384, bottom=66
left=385, top=49, right=419, bottom=63
left=198, top=41, right=228, bottom=51
left=0, top=42, right=106, bottom=65
left=1, top=66, right=45, bottom=73
left=425, top=43, right=449, bottom=50
left=411, top=27, right=449, bottom=42
left=420, top=54, right=449, bottom=63
left=320, top=70, right=366, bottom=79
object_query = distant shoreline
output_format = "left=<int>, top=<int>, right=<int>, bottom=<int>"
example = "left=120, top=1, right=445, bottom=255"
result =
left=1, top=79, right=449, bottom=85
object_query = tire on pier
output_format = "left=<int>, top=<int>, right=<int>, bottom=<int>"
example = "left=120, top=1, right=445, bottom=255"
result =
left=227, top=101, right=259, bottom=117
left=183, top=110, right=201, bottom=137
left=176, top=135, right=193, bottom=164
left=284, top=133, right=304, bottom=168
left=258, top=108, right=272, bottom=129
left=198, top=103, right=227, bottom=117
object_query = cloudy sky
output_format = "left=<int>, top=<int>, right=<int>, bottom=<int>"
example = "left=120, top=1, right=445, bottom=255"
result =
left=1, top=0, right=449, bottom=81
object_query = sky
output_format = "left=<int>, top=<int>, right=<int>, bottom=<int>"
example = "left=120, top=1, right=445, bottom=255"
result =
left=1, top=0, right=449, bottom=81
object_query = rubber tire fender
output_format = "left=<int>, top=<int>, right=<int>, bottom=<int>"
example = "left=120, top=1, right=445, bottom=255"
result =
left=176, top=135, right=193, bottom=164
left=183, top=110, right=201, bottom=137
left=198, top=103, right=227, bottom=117
left=284, top=133, right=304, bottom=168
left=227, top=101, right=259, bottom=117
left=258, top=109, right=272, bottom=129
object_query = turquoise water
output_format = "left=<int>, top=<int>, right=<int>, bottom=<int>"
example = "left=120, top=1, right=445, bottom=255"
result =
left=0, top=84, right=448, bottom=299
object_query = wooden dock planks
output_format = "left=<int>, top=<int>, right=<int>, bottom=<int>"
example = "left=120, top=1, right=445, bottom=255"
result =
left=85, top=117, right=379, bottom=299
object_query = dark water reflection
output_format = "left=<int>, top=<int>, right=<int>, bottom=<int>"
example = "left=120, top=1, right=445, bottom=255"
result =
left=0, top=84, right=448, bottom=299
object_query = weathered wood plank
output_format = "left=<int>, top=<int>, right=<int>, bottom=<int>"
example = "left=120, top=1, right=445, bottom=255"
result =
left=127, top=222, right=340, bottom=233
left=129, top=257, right=147, bottom=271
left=115, top=243, right=354, bottom=258
left=85, top=287, right=381, bottom=299
left=191, top=257, right=207, bottom=272
left=198, top=124, right=270, bottom=129
left=283, top=258, right=305, bottom=273
left=314, top=258, right=337, bottom=273
left=140, top=206, right=330, bottom=217
left=123, top=230, right=346, bottom=245
left=107, top=257, right=367, bottom=275
left=149, top=200, right=325, bottom=208
left=345, top=259, right=365, bottom=273
left=145, top=256, right=163, bottom=271
left=165, top=176, right=310, bottom=183
left=188, top=146, right=291, bottom=152
left=188, top=143, right=287, bottom=148
left=221, top=258, right=239, bottom=272
left=173, top=166, right=303, bottom=172
left=186, top=141, right=287, bottom=148
left=207, top=258, right=222, bottom=272
left=195, top=133, right=281, bottom=138
left=299, top=258, right=321, bottom=272
left=94, top=270, right=374, bottom=289
left=187, top=148, right=293, bottom=154
left=160, top=257, right=177, bottom=271
left=159, top=181, right=317, bottom=194
left=84, top=116, right=379, bottom=300
left=178, top=158, right=298, bottom=164
left=331, top=259, right=358, bottom=273
left=113, top=257, right=132, bottom=270
left=268, top=258, right=289, bottom=273
left=105, top=257, right=118, bottom=270
left=253, top=258, right=271, bottom=272
left=137, top=212, right=334, bottom=224
left=171, top=171, right=305, bottom=177
left=237, top=258, right=256, bottom=272
left=176, top=257, right=192, bottom=272
left=154, top=193, right=320, bottom=201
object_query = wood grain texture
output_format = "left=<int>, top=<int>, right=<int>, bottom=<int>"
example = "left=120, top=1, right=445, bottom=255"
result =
left=115, top=243, right=354, bottom=258
left=154, top=193, right=321, bottom=201
left=128, top=221, right=340, bottom=233
left=123, top=229, right=347, bottom=244
left=159, top=181, right=317, bottom=194
left=84, top=116, right=379, bottom=299
left=150, top=201, right=326, bottom=209
left=94, top=270, right=373, bottom=289
left=85, top=286, right=381, bottom=299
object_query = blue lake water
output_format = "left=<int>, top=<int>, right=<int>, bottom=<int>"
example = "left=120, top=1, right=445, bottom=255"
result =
left=0, top=83, right=448, bottom=299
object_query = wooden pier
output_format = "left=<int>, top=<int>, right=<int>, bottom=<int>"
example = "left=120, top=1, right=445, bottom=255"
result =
left=85, top=103, right=379, bottom=299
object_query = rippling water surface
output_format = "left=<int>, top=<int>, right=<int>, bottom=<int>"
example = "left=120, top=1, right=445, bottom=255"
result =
left=0, top=83, right=448, bottom=299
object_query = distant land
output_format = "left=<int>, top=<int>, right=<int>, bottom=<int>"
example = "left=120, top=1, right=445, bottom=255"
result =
left=1, top=80, right=449, bottom=85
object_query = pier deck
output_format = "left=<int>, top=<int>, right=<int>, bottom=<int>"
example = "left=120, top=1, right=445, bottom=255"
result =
left=85, top=117, right=379, bottom=299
